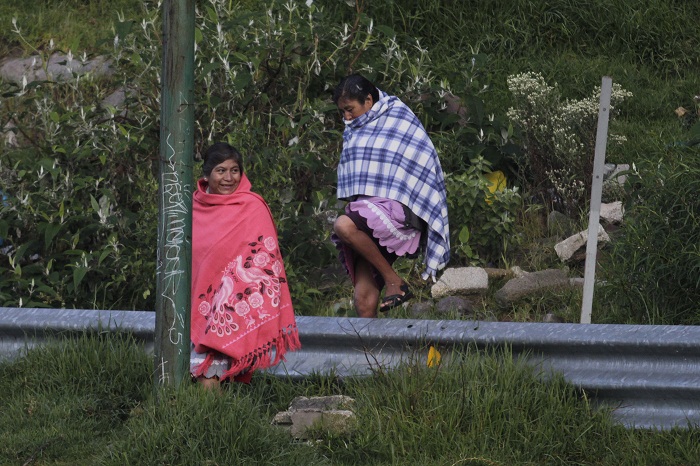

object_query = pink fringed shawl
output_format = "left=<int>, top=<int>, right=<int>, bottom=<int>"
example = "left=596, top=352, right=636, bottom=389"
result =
left=191, top=174, right=300, bottom=381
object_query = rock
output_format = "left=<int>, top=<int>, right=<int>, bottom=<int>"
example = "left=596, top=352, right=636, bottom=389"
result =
left=289, top=395, right=354, bottom=411
left=600, top=201, right=624, bottom=225
left=569, top=277, right=585, bottom=288
left=272, top=395, right=356, bottom=439
left=272, top=411, right=292, bottom=424
left=3, top=121, right=19, bottom=147
left=419, top=91, right=468, bottom=125
left=293, top=410, right=355, bottom=439
left=331, top=298, right=353, bottom=315
left=547, top=210, right=577, bottom=235
left=603, top=163, right=630, bottom=186
left=554, top=225, right=610, bottom=262
left=102, top=87, right=127, bottom=108
left=543, top=312, right=565, bottom=323
left=435, top=296, right=474, bottom=316
left=0, top=53, right=113, bottom=85
left=509, top=266, right=529, bottom=279
left=494, top=268, right=571, bottom=307
left=410, top=300, right=434, bottom=317
left=483, top=267, right=511, bottom=280
left=431, top=267, right=488, bottom=299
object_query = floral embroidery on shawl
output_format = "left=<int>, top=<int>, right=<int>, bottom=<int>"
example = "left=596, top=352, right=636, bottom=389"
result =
left=197, top=236, right=286, bottom=337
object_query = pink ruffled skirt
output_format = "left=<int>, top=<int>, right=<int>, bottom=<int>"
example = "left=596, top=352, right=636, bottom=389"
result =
left=332, top=196, right=422, bottom=288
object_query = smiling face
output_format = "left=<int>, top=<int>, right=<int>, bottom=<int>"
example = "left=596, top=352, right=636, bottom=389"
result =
left=206, top=159, right=242, bottom=195
left=337, top=95, right=374, bottom=122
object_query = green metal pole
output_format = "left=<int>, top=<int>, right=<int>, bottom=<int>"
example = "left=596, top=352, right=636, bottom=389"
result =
left=154, top=0, right=195, bottom=388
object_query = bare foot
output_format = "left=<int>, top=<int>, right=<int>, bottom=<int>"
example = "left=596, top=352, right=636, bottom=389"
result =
left=196, top=376, right=222, bottom=391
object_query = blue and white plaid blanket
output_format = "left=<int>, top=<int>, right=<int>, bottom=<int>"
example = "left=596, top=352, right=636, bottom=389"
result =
left=337, top=91, right=450, bottom=279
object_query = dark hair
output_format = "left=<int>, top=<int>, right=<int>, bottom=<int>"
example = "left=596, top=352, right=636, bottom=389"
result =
left=332, top=73, right=379, bottom=106
left=202, top=142, right=244, bottom=177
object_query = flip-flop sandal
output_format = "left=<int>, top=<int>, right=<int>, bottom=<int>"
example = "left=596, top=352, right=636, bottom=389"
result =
left=380, top=283, right=414, bottom=312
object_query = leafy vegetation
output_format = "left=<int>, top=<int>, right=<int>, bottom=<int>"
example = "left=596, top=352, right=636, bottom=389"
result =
left=506, top=71, right=633, bottom=216
left=0, top=0, right=522, bottom=312
left=0, top=0, right=699, bottom=323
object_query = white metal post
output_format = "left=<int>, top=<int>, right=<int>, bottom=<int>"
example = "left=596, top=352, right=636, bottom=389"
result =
left=581, top=76, right=613, bottom=324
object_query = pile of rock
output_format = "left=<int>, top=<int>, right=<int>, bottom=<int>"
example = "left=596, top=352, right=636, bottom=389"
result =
left=408, top=191, right=626, bottom=320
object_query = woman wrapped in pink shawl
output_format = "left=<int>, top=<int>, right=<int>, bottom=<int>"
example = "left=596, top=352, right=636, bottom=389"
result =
left=190, top=142, right=300, bottom=388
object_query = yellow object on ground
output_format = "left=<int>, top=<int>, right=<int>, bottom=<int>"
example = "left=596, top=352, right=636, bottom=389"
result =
left=427, top=345, right=442, bottom=367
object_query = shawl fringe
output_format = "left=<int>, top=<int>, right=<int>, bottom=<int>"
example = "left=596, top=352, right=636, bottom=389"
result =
left=191, top=324, right=301, bottom=382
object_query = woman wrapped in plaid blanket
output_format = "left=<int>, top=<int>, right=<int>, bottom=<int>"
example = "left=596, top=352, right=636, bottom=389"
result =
left=332, top=74, right=450, bottom=317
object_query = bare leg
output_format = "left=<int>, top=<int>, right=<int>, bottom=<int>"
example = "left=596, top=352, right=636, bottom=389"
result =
left=334, top=215, right=407, bottom=311
left=353, top=256, right=381, bottom=317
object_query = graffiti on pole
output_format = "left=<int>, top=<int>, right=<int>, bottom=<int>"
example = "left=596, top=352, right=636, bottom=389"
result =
left=161, top=132, right=189, bottom=350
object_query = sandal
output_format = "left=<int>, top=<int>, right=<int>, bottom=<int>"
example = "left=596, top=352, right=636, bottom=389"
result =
left=379, top=283, right=414, bottom=312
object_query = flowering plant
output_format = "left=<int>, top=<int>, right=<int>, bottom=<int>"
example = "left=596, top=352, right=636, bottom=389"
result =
left=506, top=72, right=632, bottom=215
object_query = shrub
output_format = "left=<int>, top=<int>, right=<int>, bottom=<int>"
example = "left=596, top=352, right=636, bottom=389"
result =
left=506, top=71, right=632, bottom=216
left=0, top=61, right=159, bottom=309
left=0, top=0, right=512, bottom=312
left=446, top=157, right=522, bottom=266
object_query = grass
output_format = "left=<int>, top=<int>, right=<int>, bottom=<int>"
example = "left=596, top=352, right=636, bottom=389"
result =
left=0, top=332, right=152, bottom=464
left=0, top=0, right=144, bottom=58
left=357, top=0, right=700, bottom=172
left=1, top=332, right=699, bottom=465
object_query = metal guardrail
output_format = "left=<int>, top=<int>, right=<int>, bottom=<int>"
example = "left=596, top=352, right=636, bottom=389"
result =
left=1, top=307, right=699, bottom=430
